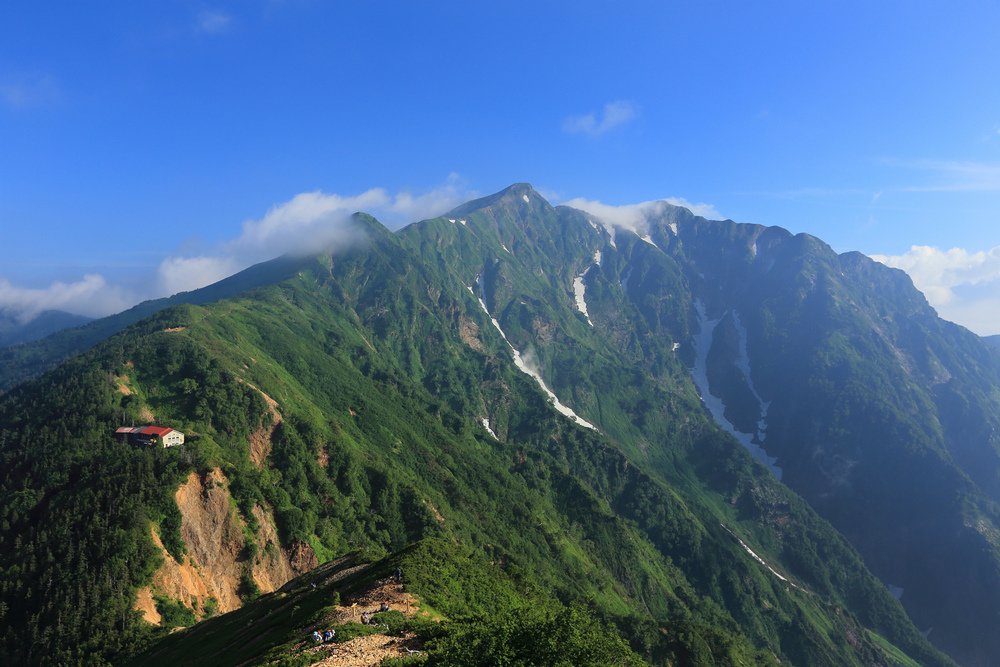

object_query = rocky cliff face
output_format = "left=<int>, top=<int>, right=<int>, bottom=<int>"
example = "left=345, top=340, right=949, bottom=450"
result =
left=134, top=468, right=316, bottom=624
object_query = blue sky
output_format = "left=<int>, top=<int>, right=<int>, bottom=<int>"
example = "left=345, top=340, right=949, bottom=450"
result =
left=3, top=2, right=1000, bottom=332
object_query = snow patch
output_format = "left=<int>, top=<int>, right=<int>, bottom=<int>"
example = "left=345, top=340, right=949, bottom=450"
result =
left=672, top=342, right=680, bottom=352
left=474, top=290, right=596, bottom=430
left=501, top=244, right=511, bottom=253
left=750, top=242, right=757, bottom=257
left=481, top=418, right=498, bottom=440
left=593, top=250, right=602, bottom=265
left=459, top=219, right=467, bottom=226
left=690, top=300, right=781, bottom=478
left=448, top=218, right=456, bottom=224
left=668, top=222, right=678, bottom=235
left=640, top=233, right=658, bottom=248
left=522, top=194, right=530, bottom=204
left=573, top=274, right=593, bottom=326
left=722, top=524, right=802, bottom=589
left=588, top=219, right=598, bottom=231
left=606, top=225, right=617, bottom=248
left=731, top=312, right=770, bottom=444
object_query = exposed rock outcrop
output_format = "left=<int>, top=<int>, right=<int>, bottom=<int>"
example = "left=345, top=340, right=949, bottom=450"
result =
left=249, top=503, right=317, bottom=592
left=153, top=469, right=244, bottom=614
left=245, top=383, right=282, bottom=468
left=133, top=586, right=161, bottom=625
left=138, top=468, right=317, bottom=625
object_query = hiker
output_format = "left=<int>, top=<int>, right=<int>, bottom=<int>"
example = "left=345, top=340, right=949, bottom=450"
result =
left=379, top=602, right=390, bottom=612
left=394, top=567, right=403, bottom=582
left=323, top=629, right=335, bottom=642
left=311, top=630, right=322, bottom=643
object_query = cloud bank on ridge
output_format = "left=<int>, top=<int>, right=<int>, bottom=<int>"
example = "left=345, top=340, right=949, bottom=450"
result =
left=1, top=176, right=476, bottom=323
left=871, top=244, right=1000, bottom=335
left=564, top=196, right=722, bottom=232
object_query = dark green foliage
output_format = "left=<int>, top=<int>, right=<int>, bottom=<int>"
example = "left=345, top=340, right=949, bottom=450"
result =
left=382, top=539, right=524, bottom=619
left=425, top=605, right=645, bottom=667
left=0, top=356, right=192, bottom=663
left=239, top=569, right=261, bottom=603
left=155, top=596, right=196, bottom=628
left=202, top=597, right=219, bottom=619
left=157, top=498, right=185, bottom=561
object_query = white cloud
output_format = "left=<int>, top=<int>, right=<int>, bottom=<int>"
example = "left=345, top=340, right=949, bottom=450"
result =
left=564, top=196, right=722, bottom=235
left=870, top=245, right=1000, bottom=335
left=383, top=174, right=473, bottom=222
left=0, top=176, right=469, bottom=322
left=229, top=190, right=384, bottom=261
left=196, top=10, right=233, bottom=34
left=0, top=275, right=132, bottom=322
left=563, top=101, right=638, bottom=137
left=156, top=175, right=474, bottom=295
left=157, top=255, right=239, bottom=295
left=660, top=197, right=721, bottom=220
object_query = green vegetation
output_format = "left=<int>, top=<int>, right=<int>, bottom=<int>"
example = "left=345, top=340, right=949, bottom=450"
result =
left=202, top=597, right=219, bottom=619
left=155, top=595, right=197, bottom=628
left=425, top=605, right=645, bottom=667
left=0, top=254, right=309, bottom=393
left=0, top=187, right=955, bottom=665
left=668, top=215, right=1000, bottom=664
left=128, top=538, right=646, bottom=667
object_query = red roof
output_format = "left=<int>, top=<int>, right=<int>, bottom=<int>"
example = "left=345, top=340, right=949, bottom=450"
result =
left=137, top=426, right=173, bottom=436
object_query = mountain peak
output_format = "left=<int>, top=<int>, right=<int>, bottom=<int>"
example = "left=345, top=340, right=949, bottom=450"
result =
left=446, top=182, right=548, bottom=218
left=502, top=182, right=534, bottom=193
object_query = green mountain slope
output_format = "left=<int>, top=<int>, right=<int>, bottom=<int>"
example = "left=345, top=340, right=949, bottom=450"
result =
left=128, top=538, right=647, bottom=667
left=0, top=185, right=953, bottom=665
left=615, top=206, right=1000, bottom=665
left=0, top=254, right=309, bottom=393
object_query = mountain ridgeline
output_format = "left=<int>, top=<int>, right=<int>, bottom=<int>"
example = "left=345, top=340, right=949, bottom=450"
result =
left=0, top=183, right=993, bottom=665
left=0, top=309, right=92, bottom=348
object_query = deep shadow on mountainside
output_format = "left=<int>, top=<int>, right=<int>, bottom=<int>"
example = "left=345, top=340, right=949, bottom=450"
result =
left=0, top=183, right=984, bottom=665
left=0, top=309, right=92, bottom=348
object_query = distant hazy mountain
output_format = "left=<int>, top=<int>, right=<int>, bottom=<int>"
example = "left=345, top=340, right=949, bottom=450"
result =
left=4, top=184, right=993, bottom=665
left=0, top=255, right=309, bottom=392
left=0, top=309, right=92, bottom=347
